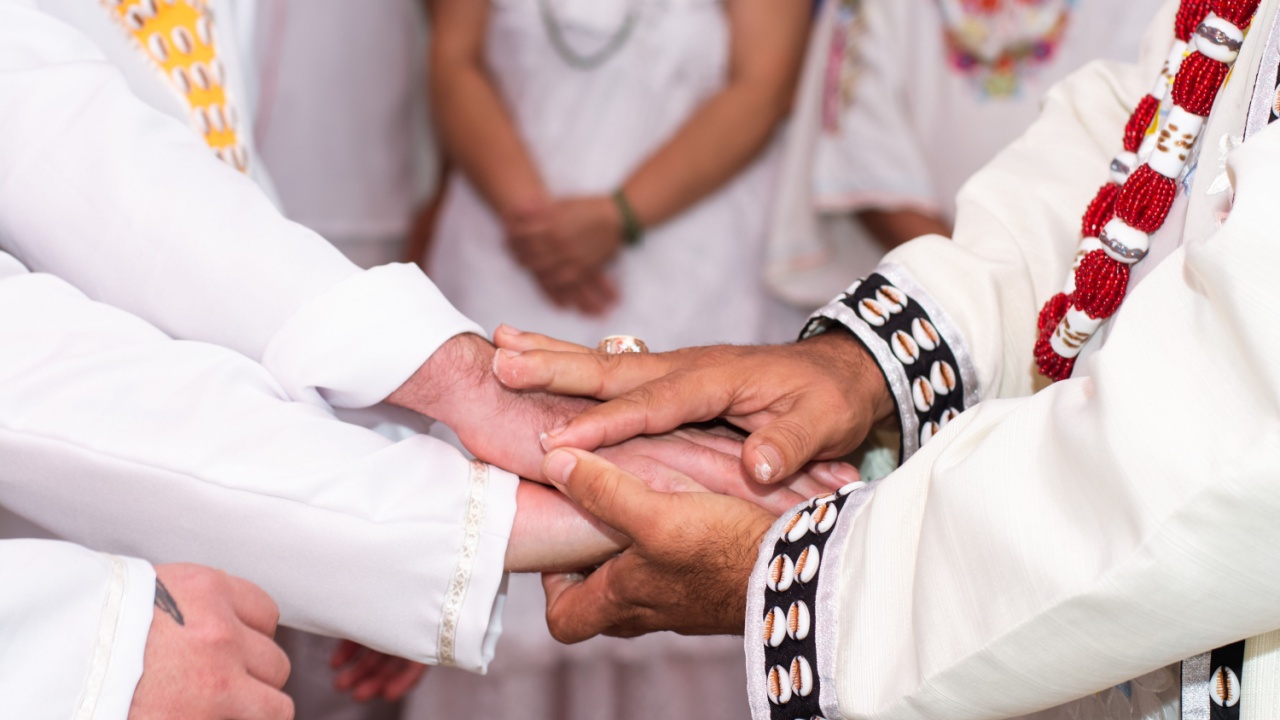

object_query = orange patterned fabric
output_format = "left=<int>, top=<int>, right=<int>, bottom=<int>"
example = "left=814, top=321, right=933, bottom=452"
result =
left=102, top=0, right=248, bottom=172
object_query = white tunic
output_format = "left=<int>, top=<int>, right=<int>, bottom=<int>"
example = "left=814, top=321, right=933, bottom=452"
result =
left=766, top=0, right=1166, bottom=307
left=0, top=3, right=517, bottom=715
left=746, top=1, right=1280, bottom=718
left=429, top=0, right=803, bottom=351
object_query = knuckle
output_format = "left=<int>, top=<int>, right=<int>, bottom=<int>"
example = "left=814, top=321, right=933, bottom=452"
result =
left=274, top=693, right=296, bottom=720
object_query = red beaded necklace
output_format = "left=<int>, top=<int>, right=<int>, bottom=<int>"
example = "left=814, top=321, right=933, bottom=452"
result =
left=1034, top=0, right=1260, bottom=381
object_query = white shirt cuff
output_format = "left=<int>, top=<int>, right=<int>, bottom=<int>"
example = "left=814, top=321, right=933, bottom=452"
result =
left=261, top=263, right=484, bottom=409
left=444, top=463, right=519, bottom=674
left=95, top=555, right=156, bottom=720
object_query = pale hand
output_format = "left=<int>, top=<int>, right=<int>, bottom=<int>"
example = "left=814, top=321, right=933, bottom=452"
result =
left=128, top=564, right=293, bottom=720
left=492, top=326, right=892, bottom=484
left=540, top=448, right=775, bottom=642
left=330, top=641, right=428, bottom=703
left=505, top=197, right=623, bottom=316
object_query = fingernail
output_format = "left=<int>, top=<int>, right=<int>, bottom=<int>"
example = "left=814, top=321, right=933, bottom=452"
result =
left=544, top=448, right=578, bottom=488
left=563, top=572, right=586, bottom=583
left=755, top=445, right=781, bottom=484
left=829, top=463, right=861, bottom=484
left=493, top=348, right=520, bottom=377
left=500, top=324, right=524, bottom=336
left=540, top=425, right=565, bottom=451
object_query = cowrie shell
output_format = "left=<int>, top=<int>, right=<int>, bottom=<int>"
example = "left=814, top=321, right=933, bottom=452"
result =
left=930, top=361, right=957, bottom=396
left=1211, top=666, right=1240, bottom=707
left=787, top=601, right=811, bottom=641
left=810, top=503, right=837, bottom=534
left=890, top=330, right=921, bottom=365
left=912, top=318, right=940, bottom=351
left=783, top=510, right=810, bottom=543
left=940, top=407, right=960, bottom=426
left=791, top=656, right=815, bottom=697
left=920, top=421, right=940, bottom=445
left=768, top=665, right=793, bottom=705
left=912, top=377, right=935, bottom=413
left=795, top=545, right=820, bottom=585
left=171, top=26, right=194, bottom=55
left=838, top=481, right=865, bottom=496
left=876, top=285, right=907, bottom=313
left=764, top=606, right=787, bottom=648
left=147, top=33, right=169, bottom=61
left=857, top=298, right=889, bottom=327
left=768, top=554, right=795, bottom=593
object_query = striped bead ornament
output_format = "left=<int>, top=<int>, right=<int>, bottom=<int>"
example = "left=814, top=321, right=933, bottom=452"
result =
left=1035, top=0, right=1259, bottom=381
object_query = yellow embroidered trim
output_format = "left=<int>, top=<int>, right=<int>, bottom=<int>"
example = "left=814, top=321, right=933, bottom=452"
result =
left=102, top=0, right=248, bottom=172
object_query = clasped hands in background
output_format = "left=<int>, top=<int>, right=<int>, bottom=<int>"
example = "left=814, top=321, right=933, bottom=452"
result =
left=504, top=196, right=624, bottom=316
left=322, top=322, right=891, bottom=703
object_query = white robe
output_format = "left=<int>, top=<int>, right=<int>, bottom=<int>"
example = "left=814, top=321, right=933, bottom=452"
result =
left=0, top=2, right=518, bottom=715
left=746, top=0, right=1280, bottom=718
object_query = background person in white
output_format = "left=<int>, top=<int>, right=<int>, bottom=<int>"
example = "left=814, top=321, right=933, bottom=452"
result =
left=2, top=540, right=293, bottom=720
left=0, top=0, right=849, bottom=710
left=494, top=0, right=1280, bottom=716
left=766, top=0, right=1166, bottom=311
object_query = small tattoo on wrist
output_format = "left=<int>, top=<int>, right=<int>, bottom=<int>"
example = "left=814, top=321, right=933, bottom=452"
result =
left=154, top=578, right=185, bottom=626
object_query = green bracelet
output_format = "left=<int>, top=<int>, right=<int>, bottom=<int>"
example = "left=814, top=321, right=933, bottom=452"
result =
left=612, top=189, right=644, bottom=247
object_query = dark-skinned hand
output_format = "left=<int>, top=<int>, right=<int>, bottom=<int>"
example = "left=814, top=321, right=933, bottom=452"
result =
left=539, top=447, right=776, bottom=643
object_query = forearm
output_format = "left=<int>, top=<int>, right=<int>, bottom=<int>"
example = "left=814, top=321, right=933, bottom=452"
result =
left=856, top=209, right=951, bottom=251
left=430, top=60, right=547, bottom=216
left=505, top=482, right=626, bottom=573
left=623, top=82, right=791, bottom=228
left=389, top=333, right=594, bottom=481
left=0, top=274, right=516, bottom=670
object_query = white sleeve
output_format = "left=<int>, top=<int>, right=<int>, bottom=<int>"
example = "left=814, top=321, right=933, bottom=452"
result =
left=812, top=0, right=938, bottom=215
left=0, top=539, right=155, bottom=720
left=0, top=0, right=480, bottom=409
left=0, top=256, right=516, bottom=672
left=743, top=10, right=1280, bottom=720
left=798, top=8, right=1174, bottom=462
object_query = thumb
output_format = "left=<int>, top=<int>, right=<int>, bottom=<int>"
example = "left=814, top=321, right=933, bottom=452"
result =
left=742, top=413, right=821, bottom=485
left=543, top=448, right=663, bottom=539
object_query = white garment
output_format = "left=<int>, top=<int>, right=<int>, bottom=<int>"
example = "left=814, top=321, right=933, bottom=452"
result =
left=767, top=0, right=1166, bottom=307
left=253, top=0, right=439, bottom=249
left=430, top=0, right=803, bottom=352
left=747, top=1, right=1280, bottom=717
left=0, top=539, right=155, bottom=720
left=0, top=0, right=516, bottom=696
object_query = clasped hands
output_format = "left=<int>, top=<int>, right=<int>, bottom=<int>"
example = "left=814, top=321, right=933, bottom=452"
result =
left=316, top=323, right=888, bottom=702
left=486, top=324, right=894, bottom=642
left=503, top=196, right=623, bottom=316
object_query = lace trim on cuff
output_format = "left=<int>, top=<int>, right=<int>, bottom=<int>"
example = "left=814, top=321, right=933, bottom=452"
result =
left=801, top=266, right=978, bottom=463
left=76, top=555, right=128, bottom=720
left=745, top=482, right=875, bottom=720
left=437, top=460, right=491, bottom=667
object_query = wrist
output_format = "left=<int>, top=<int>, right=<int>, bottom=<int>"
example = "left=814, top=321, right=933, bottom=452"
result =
left=388, top=334, right=596, bottom=480
left=803, top=330, right=896, bottom=427
left=610, top=189, right=643, bottom=246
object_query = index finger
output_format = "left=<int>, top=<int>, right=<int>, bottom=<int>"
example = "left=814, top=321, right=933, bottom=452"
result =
left=493, top=325, right=591, bottom=354
left=493, top=347, right=675, bottom=398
